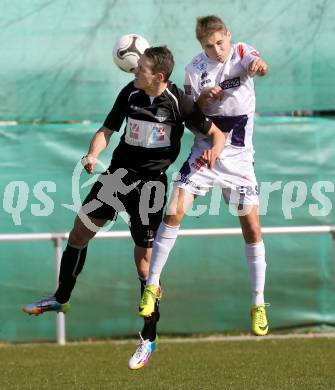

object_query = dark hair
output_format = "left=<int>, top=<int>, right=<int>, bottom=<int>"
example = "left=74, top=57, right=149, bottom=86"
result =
left=196, top=15, right=228, bottom=41
left=143, top=46, right=174, bottom=82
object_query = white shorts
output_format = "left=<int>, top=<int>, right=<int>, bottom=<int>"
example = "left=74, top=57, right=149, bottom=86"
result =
left=174, top=142, right=259, bottom=205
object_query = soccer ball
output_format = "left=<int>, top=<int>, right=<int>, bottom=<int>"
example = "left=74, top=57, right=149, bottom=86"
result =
left=113, top=34, right=150, bottom=73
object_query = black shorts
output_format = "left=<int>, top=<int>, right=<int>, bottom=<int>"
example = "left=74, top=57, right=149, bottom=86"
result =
left=82, top=166, right=167, bottom=248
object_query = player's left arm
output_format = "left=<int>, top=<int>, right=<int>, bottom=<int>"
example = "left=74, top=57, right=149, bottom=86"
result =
left=249, top=57, right=268, bottom=76
left=239, top=43, right=268, bottom=77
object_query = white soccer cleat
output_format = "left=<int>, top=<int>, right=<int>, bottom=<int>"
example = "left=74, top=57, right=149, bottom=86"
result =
left=128, top=333, right=157, bottom=370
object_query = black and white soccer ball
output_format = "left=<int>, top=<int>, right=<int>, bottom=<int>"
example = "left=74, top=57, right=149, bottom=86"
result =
left=113, top=34, right=150, bottom=73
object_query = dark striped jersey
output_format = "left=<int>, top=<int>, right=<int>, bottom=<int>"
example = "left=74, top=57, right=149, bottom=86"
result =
left=103, top=81, right=212, bottom=178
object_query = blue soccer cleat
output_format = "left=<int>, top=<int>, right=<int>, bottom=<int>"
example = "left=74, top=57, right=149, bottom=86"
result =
left=22, top=296, right=70, bottom=316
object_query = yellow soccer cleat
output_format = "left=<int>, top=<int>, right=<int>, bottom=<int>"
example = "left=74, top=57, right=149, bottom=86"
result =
left=138, top=285, right=162, bottom=317
left=251, top=303, right=269, bottom=336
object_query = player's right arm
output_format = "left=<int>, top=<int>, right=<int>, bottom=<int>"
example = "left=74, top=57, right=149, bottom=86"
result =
left=82, top=81, right=133, bottom=174
left=180, top=88, right=226, bottom=169
left=82, top=82, right=134, bottom=173
left=201, top=123, right=226, bottom=169
left=82, top=127, right=114, bottom=174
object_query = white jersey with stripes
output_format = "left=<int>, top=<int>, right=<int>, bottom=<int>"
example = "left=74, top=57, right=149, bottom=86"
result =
left=184, top=42, right=261, bottom=151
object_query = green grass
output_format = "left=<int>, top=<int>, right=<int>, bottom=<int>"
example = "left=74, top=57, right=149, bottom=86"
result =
left=1, top=338, right=335, bottom=390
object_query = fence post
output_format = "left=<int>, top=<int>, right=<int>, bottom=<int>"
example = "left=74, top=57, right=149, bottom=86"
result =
left=53, top=237, right=66, bottom=345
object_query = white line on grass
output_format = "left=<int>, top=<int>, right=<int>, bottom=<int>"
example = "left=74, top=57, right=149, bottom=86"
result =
left=73, top=333, right=335, bottom=345
left=1, top=333, right=335, bottom=348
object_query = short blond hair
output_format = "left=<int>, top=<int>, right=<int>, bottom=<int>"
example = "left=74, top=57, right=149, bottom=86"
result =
left=196, top=15, right=228, bottom=41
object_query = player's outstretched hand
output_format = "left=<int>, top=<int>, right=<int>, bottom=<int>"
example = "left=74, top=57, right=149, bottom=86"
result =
left=249, top=58, right=268, bottom=76
left=81, top=154, right=97, bottom=174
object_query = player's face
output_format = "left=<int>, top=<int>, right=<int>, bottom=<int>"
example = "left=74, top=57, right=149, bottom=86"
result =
left=134, top=55, right=158, bottom=91
left=201, top=30, right=232, bottom=63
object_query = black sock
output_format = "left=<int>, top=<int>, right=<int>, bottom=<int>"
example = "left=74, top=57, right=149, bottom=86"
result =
left=141, top=301, right=160, bottom=341
left=54, top=244, right=87, bottom=304
left=139, top=277, right=146, bottom=296
left=140, top=278, right=161, bottom=341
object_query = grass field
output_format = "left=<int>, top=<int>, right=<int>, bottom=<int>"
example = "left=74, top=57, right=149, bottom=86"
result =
left=1, top=337, right=334, bottom=390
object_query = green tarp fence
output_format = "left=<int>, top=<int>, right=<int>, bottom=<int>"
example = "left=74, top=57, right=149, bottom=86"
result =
left=1, top=0, right=335, bottom=121
left=0, top=116, right=334, bottom=342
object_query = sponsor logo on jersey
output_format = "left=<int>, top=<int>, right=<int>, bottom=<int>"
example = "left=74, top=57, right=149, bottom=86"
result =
left=200, top=67, right=211, bottom=86
left=250, top=50, right=260, bottom=57
left=176, top=174, right=202, bottom=191
left=219, top=77, right=241, bottom=90
left=152, top=124, right=166, bottom=142
left=201, top=71, right=208, bottom=80
left=131, top=105, right=168, bottom=122
left=200, top=78, right=211, bottom=87
left=197, top=62, right=207, bottom=71
left=155, top=108, right=169, bottom=122
left=246, top=44, right=260, bottom=57
left=126, top=118, right=171, bottom=148
left=236, top=185, right=259, bottom=196
left=191, top=157, right=206, bottom=172
left=192, top=57, right=202, bottom=66
left=129, top=122, right=139, bottom=140
left=238, top=44, right=245, bottom=59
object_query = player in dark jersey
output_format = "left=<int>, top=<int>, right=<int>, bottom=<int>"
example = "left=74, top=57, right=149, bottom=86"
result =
left=22, top=46, right=225, bottom=369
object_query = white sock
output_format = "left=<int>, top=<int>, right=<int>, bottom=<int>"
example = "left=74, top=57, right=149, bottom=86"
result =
left=245, top=240, right=267, bottom=306
left=147, top=222, right=180, bottom=286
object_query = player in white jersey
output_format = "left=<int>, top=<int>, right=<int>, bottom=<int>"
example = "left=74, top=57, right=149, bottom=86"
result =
left=139, top=15, right=269, bottom=336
